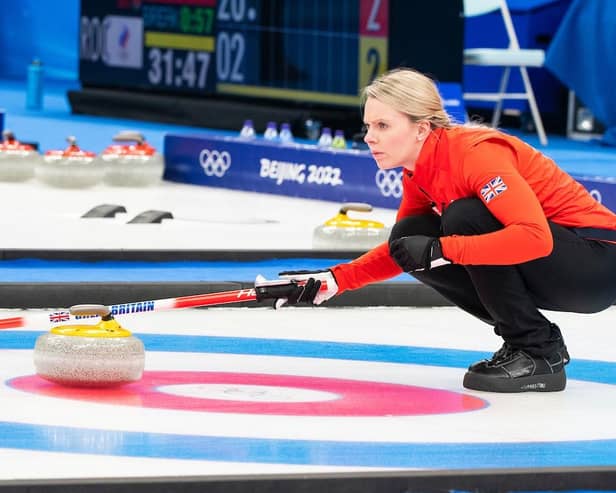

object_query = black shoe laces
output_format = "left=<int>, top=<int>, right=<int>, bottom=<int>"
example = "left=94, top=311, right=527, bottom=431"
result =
left=491, top=343, right=514, bottom=363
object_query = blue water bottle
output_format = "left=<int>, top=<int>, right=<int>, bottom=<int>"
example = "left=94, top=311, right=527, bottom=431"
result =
left=317, top=127, right=333, bottom=148
left=238, top=119, right=256, bottom=140
left=26, top=59, right=44, bottom=110
left=279, top=122, right=294, bottom=144
left=263, top=121, right=279, bottom=141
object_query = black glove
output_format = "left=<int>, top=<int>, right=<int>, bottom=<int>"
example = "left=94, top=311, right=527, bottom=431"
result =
left=284, top=277, right=322, bottom=304
left=389, top=235, right=450, bottom=272
left=276, top=269, right=339, bottom=306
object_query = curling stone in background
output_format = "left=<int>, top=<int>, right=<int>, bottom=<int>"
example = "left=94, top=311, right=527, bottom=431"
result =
left=36, top=136, right=102, bottom=188
left=99, top=131, right=164, bottom=187
left=33, top=304, right=145, bottom=387
left=0, top=130, right=40, bottom=182
left=312, top=202, right=391, bottom=251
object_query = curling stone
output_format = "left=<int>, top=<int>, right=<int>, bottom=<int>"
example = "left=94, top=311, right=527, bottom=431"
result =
left=312, top=202, right=391, bottom=251
left=36, top=136, right=102, bottom=188
left=33, top=304, right=145, bottom=387
left=0, top=130, right=40, bottom=182
left=99, top=131, right=164, bottom=187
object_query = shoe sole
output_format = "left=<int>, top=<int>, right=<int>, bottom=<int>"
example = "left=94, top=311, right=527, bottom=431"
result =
left=462, top=369, right=566, bottom=393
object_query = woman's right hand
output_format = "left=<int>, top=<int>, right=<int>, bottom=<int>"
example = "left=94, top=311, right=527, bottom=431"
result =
left=276, top=269, right=339, bottom=307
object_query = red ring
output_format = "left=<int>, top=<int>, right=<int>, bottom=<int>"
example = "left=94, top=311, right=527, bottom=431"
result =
left=9, top=371, right=487, bottom=416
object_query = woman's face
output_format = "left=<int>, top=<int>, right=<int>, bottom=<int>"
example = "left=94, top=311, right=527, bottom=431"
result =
left=363, top=97, right=430, bottom=171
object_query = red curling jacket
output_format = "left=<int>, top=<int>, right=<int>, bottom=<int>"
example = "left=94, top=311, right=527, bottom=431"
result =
left=331, top=126, right=616, bottom=293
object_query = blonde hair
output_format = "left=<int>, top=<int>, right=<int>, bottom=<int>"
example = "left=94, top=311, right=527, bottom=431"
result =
left=362, top=68, right=454, bottom=128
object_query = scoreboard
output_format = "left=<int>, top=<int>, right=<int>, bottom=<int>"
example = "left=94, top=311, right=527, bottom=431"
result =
left=79, top=0, right=463, bottom=108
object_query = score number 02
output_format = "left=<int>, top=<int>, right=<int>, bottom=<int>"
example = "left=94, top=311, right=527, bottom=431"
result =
left=147, top=48, right=211, bottom=89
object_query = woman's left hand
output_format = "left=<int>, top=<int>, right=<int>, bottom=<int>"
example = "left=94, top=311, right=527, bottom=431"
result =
left=390, top=236, right=451, bottom=272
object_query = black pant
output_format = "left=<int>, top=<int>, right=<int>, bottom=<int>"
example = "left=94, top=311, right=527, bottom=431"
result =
left=390, top=198, right=616, bottom=356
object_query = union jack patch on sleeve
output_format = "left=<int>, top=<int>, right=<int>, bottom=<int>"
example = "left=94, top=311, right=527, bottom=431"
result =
left=480, top=176, right=508, bottom=203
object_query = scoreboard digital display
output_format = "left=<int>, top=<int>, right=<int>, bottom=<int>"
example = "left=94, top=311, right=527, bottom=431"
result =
left=79, top=0, right=463, bottom=107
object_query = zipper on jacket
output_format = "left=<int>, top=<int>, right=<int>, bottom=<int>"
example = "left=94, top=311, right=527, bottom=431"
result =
left=416, top=183, right=441, bottom=216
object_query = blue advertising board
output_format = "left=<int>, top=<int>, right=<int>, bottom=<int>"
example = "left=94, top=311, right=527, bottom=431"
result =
left=164, top=134, right=616, bottom=214
left=164, top=134, right=401, bottom=209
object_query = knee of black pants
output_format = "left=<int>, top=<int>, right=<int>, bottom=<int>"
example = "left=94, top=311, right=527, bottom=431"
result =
left=389, top=214, right=441, bottom=245
left=441, top=198, right=503, bottom=236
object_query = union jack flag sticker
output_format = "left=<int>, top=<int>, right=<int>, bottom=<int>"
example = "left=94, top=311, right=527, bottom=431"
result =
left=48, top=311, right=70, bottom=323
left=480, top=176, right=508, bottom=203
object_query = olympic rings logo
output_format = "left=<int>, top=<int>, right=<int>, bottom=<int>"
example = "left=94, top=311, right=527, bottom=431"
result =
left=199, top=149, right=232, bottom=177
left=375, top=169, right=403, bottom=198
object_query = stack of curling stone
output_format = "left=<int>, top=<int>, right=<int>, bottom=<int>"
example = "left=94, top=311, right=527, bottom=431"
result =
left=0, top=130, right=40, bottom=182
left=312, top=202, right=391, bottom=251
left=33, top=304, right=145, bottom=387
left=98, top=131, right=164, bottom=187
left=36, top=136, right=102, bottom=188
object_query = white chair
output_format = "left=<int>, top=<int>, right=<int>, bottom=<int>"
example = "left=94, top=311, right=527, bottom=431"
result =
left=463, top=0, right=548, bottom=145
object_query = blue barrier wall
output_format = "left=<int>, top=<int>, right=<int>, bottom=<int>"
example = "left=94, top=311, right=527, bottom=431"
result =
left=164, top=133, right=616, bottom=214
left=165, top=135, right=399, bottom=208
left=0, top=0, right=79, bottom=81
